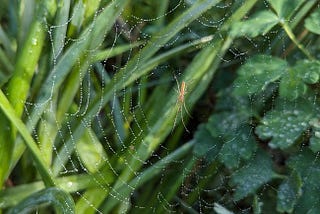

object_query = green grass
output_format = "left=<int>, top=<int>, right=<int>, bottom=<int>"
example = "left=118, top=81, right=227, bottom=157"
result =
left=0, top=0, right=319, bottom=213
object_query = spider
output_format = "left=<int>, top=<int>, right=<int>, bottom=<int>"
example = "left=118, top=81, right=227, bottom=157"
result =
left=172, top=77, right=192, bottom=133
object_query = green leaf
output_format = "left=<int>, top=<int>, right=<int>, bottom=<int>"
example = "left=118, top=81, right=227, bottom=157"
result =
left=295, top=60, right=320, bottom=84
left=230, top=10, right=279, bottom=38
left=76, top=129, right=107, bottom=173
left=193, top=124, right=221, bottom=163
left=218, top=125, right=257, bottom=169
left=279, top=69, right=307, bottom=100
left=0, top=90, right=55, bottom=187
left=233, top=55, right=287, bottom=96
left=268, top=0, right=305, bottom=19
left=230, top=149, right=275, bottom=201
left=287, top=149, right=320, bottom=213
left=277, top=171, right=302, bottom=213
left=7, top=187, right=75, bottom=214
left=305, top=9, right=320, bottom=35
left=256, top=97, right=314, bottom=149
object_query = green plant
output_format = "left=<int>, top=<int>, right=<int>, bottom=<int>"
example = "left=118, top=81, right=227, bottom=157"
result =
left=0, top=0, right=319, bottom=213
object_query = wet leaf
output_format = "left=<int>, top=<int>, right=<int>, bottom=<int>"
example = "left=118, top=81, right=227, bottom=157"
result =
left=218, top=125, right=257, bottom=169
left=305, top=9, right=320, bottom=35
left=230, top=11, right=279, bottom=38
left=256, top=97, right=314, bottom=149
left=230, top=149, right=275, bottom=201
left=277, top=171, right=302, bottom=213
left=233, top=55, right=287, bottom=96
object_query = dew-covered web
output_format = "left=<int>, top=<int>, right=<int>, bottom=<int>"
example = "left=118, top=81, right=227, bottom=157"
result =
left=17, top=0, right=320, bottom=213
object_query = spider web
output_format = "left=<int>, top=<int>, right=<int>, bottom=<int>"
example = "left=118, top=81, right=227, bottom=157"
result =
left=7, top=0, right=320, bottom=213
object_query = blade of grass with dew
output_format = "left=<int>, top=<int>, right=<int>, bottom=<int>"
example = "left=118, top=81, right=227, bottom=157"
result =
left=0, top=171, right=115, bottom=209
left=0, top=90, right=55, bottom=187
left=10, top=0, right=130, bottom=174
left=92, top=42, right=143, bottom=63
left=50, top=0, right=71, bottom=62
left=0, top=1, right=56, bottom=188
left=7, top=187, right=75, bottom=214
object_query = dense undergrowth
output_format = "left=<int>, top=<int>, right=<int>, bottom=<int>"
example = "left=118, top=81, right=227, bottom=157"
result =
left=0, top=0, right=320, bottom=213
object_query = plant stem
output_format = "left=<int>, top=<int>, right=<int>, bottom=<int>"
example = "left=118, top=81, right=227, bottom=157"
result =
left=282, top=23, right=314, bottom=60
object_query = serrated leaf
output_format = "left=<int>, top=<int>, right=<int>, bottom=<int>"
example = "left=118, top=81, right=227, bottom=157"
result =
left=233, top=55, right=287, bottom=96
left=295, top=60, right=320, bottom=84
left=305, top=9, right=320, bottom=35
left=230, top=150, right=275, bottom=201
left=277, top=171, right=302, bottom=213
left=287, top=149, right=320, bottom=213
left=230, top=11, right=279, bottom=38
left=256, top=98, right=314, bottom=149
left=206, top=112, right=249, bottom=138
left=268, top=0, right=305, bottom=19
left=279, top=70, right=307, bottom=100
left=193, top=124, right=221, bottom=162
left=218, top=125, right=257, bottom=169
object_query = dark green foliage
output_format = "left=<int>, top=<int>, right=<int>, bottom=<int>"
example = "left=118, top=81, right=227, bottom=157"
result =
left=1, top=0, right=320, bottom=213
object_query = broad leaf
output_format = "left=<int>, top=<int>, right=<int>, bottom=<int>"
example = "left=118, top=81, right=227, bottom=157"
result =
left=287, top=149, right=320, bottom=213
left=305, top=9, right=320, bottom=35
left=193, top=124, right=221, bottom=163
left=295, top=60, right=320, bottom=84
left=256, top=97, right=315, bottom=149
left=230, top=149, right=276, bottom=201
left=233, top=55, right=287, bottom=96
left=218, top=125, right=257, bottom=169
left=230, top=11, right=279, bottom=38
left=268, top=0, right=305, bottom=19
left=277, top=171, right=302, bottom=213
left=279, top=69, right=307, bottom=100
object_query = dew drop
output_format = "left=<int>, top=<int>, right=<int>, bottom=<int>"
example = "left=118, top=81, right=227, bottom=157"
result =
left=31, top=38, right=38, bottom=45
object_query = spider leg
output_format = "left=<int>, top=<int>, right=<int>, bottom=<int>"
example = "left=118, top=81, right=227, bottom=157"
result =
left=183, top=101, right=192, bottom=118
left=180, top=103, right=190, bottom=133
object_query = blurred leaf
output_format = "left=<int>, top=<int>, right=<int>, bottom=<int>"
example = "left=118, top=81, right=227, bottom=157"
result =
left=213, top=203, right=234, bottom=214
left=287, top=149, right=320, bottom=213
left=193, top=124, right=221, bottom=163
left=230, top=149, right=276, bottom=201
left=76, top=129, right=107, bottom=173
left=305, top=8, right=320, bottom=35
left=279, top=69, right=307, bottom=100
left=8, top=187, right=75, bottom=214
left=218, top=125, right=257, bottom=169
left=233, top=55, right=287, bottom=96
left=295, top=60, right=320, bottom=84
left=268, top=0, right=305, bottom=19
left=277, top=171, right=302, bottom=213
left=230, top=11, right=279, bottom=38
left=256, top=97, right=315, bottom=149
